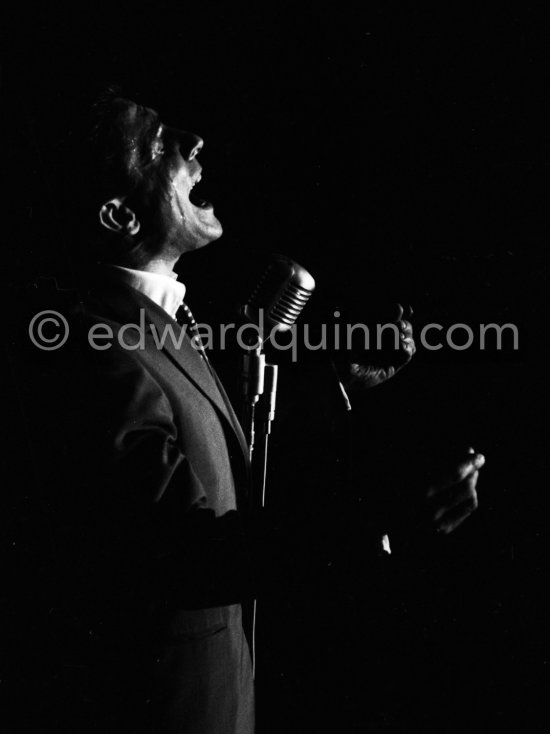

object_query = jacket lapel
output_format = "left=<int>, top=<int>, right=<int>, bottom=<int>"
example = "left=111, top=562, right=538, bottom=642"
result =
left=145, top=302, right=250, bottom=461
left=86, top=273, right=250, bottom=465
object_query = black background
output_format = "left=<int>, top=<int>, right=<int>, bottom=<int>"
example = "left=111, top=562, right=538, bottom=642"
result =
left=5, top=3, right=548, bottom=731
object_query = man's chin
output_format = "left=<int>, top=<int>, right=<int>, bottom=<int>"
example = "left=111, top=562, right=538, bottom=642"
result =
left=191, top=221, right=224, bottom=251
left=201, top=218, right=223, bottom=245
left=192, top=203, right=222, bottom=236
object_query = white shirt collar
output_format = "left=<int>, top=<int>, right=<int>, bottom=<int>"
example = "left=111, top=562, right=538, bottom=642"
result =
left=110, top=265, right=186, bottom=319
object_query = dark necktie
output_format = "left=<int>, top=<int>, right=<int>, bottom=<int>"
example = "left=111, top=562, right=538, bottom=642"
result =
left=176, top=302, right=242, bottom=438
left=175, top=301, right=209, bottom=362
left=177, top=302, right=250, bottom=484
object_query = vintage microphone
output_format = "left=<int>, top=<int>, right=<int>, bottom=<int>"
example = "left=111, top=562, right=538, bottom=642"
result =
left=240, top=254, right=315, bottom=678
left=242, top=254, right=316, bottom=335
left=240, top=254, right=315, bottom=461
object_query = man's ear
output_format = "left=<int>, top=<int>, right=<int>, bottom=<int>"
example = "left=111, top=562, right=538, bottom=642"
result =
left=99, top=198, right=141, bottom=236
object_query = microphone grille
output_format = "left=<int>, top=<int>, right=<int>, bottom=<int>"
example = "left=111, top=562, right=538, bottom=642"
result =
left=269, top=282, right=312, bottom=326
left=246, top=254, right=315, bottom=331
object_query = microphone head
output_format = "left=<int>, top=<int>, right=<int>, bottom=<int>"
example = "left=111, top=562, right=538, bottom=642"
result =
left=243, top=254, right=315, bottom=333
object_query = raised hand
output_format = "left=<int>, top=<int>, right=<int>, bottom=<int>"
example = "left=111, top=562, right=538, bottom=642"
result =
left=424, top=448, right=485, bottom=535
left=342, top=304, right=416, bottom=391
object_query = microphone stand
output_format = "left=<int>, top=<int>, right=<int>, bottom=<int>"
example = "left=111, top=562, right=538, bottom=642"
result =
left=241, top=345, right=266, bottom=463
left=241, top=344, right=279, bottom=679
left=239, top=254, right=315, bottom=677
left=255, top=364, right=278, bottom=508
left=241, top=343, right=279, bottom=500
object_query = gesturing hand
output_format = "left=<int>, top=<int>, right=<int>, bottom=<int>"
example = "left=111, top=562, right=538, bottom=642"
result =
left=373, top=447, right=486, bottom=555
left=340, top=304, right=416, bottom=392
left=423, top=448, right=485, bottom=535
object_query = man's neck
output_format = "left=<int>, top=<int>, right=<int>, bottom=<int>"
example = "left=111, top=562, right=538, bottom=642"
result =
left=138, top=256, right=179, bottom=276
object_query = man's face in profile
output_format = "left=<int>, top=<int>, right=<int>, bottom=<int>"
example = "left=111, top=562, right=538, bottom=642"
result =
left=111, top=97, right=223, bottom=254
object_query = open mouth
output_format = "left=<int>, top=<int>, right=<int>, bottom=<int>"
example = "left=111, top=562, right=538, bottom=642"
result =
left=189, top=174, right=212, bottom=209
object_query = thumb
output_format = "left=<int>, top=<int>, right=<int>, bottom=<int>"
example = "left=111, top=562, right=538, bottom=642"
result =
left=428, top=451, right=485, bottom=495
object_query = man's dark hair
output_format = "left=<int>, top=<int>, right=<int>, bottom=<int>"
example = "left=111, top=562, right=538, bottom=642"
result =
left=65, top=85, right=172, bottom=269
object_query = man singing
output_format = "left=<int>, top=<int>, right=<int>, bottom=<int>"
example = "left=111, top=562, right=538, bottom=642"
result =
left=30, top=91, right=484, bottom=733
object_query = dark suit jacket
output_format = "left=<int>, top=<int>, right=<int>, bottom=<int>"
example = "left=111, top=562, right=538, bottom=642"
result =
left=25, top=268, right=371, bottom=734
left=36, top=268, right=256, bottom=733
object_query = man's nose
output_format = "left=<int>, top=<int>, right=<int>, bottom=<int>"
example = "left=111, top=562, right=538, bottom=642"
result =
left=180, top=132, right=203, bottom=161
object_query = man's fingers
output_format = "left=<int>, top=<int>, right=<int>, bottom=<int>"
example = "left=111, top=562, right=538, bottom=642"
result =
left=436, top=494, right=479, bottom=535
left=398, top=318, right=415, bottom=356
left=396, top=303, right=414, bottom=321
left=427, top=453, right=485, bottom=496
left=395, top=318, right=415, bottom=361
left=432, top=472, right=479, bottom=522
left=400, top=334, right=416, bottom=356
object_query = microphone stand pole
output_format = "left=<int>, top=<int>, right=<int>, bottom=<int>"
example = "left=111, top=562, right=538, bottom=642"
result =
left=241, top=344, right=279, bottom=504
left=241, top=345, right=266, bottom=463
left=256, top=364, right=278, bottom=509
left=241, top=345, right=279, bottom=680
